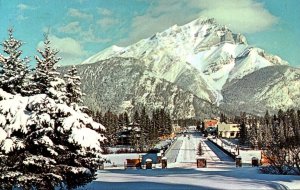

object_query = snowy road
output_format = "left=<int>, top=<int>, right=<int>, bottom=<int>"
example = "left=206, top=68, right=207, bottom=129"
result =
left=176, top=132, right=201, bottom=163
left=167, top=131, right=234, bottom=166
left=79, top=131, right=300, bottom=190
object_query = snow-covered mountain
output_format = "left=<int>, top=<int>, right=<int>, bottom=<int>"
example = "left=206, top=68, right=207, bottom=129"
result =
left=76, top=17, right=296, bottom=117
left=62, top=57, right=221, bottom=118
left=222, top=65, right=300, bottom=115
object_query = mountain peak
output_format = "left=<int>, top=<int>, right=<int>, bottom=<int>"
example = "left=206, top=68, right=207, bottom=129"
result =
left=81, top=16, right=288, bottom=106
left=73, top=17, right=297, bottom=117
left=82, top=45, right=124, bottom=64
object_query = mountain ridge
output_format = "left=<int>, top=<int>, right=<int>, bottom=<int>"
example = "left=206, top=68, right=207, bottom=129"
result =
left=70, top=17, right=297, bottom=117
left=61, top=57, right=222, bottom=118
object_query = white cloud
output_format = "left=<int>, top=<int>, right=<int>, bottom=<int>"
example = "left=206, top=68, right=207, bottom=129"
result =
left=17, top=15, right=28, bottom=21
left=58, top=22, right=111, bottom=43
left=81, top=26, right=111, bottom=43
left=97, top=8, right=113, bottom=16
left=37, top=35, right=88, bottom=65
left=17, top=3, right=34, bottom=20
left=119, top=0, right=196, bottom=45
left=58, top=21, right=81, bottom=34
left=17, top=3, right=35, bottom=11
left=197, top=0, right=278, bottom=33
left=96, top=8, right=120, bottom=30
left=97, top=18, right=119, bottom=28
left=76, top=0, right=88, bottom=3
left=68, top=8, right=93, bottom=20
left=120, top=0, right=278, bottom=46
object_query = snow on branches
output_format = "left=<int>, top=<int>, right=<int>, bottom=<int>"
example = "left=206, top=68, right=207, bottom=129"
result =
left=0, top=28, right=30, bottom=95
left=0, top=92, right=106, bottom=189
left=0, top=30, right=107, bottom=189
left=64, top=65, right=85, bottom=107
left=33, top=35, right=66, bottom=103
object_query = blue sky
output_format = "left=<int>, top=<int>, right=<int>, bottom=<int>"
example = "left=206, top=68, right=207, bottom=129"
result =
left=0, top=0, right=299, bottom=66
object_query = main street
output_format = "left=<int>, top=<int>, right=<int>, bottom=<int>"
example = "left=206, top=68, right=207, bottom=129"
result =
left=85, top=130, right=300, bottom=189
left=165, top=129, right=234, bottom=167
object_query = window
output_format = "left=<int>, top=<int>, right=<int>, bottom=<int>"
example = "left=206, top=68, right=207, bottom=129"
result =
left=230, top=132, right=235, bottom=137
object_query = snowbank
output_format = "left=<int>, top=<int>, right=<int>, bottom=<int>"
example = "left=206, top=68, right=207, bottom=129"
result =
left=78, top=167, right=300, bottom=190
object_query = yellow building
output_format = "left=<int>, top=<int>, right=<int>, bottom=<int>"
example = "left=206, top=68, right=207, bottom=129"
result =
left=218, top=123, right=239, bottom=138
left=172, top=124, right=182, bottom=133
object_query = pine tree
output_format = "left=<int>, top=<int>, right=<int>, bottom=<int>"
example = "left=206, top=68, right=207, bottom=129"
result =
left=103, top=110, right=115, bottom=146
left=0, top=94, right=106, bottom=189
left=95, top=111, right=104, bottom=133
left=259, top=110, right=272, bottom=149
left=118, top=113, right=125, bottom=127
left=123, top=112, right=130, bottom=127
left=265, top=113, right=287, bottom=174
left=133, top=110, right=140, bottom=125
left=140, top=107, right=151, bottom=150
left=145, top=113, right=152, bottom=146
left=0, top=31, right=107, bottom=189
left=0, top=28, right=30, bottom=95
left=129, top=110, right=140, bottom=150
left=64, top=65, right=84, bottom=107
left=94, top=110, right=103, bottom=123
left=293, top=110, right=300, bottom=173
left=151, top=110, right=159, bottom=140
left=33, top=35, right=66, bottom=102
left=239, top=112, right=247, bottom=145
left=197, top=142, right=203, bottom=155
left=157, top=109, right=165, bottom=136
left=220, top=113, right=227, bottom=123
left=248, top=117, right=258, bottom=148
left=165, top=111, right=172, bottom=135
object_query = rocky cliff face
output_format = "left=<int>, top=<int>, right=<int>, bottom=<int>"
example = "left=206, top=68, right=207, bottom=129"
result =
left=222, top=65, right=300, bottom=115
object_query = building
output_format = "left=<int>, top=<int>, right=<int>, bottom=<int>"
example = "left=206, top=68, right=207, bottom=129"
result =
left=218, top=123, right=240, bottom=138
left=172, top=124, right=182, bottom=133
left=117, top=123, right=141, bottom=145
left=203, top=119, right=218, bottom=129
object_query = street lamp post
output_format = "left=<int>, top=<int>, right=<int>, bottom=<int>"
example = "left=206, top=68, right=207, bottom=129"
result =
left=236, top=144, right=240, bottom=155
left=139, top=154, right=143, bottom=169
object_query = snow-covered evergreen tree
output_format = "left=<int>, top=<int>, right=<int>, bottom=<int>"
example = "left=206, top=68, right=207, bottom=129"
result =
left=102, top=110, right=118, bottom=146
left=197, top=142, right=203, bottom=156
left=33, top=35, right=66, bottom=102
left=0, top=32, right=107, bottom=189
left=64, top=65, right=84, bottom=107
left=239, top=112, right=248, bottom=145
left=0, top=90, right=106, bottom=189
left=139, top=107, right=149, bottom=150
left=0, top=28, right=30, bottom=95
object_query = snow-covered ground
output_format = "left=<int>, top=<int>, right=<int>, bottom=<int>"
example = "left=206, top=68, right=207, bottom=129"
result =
left=104, top=153, right=140, bottom=168
left=78, top=167, right=300, bottom=190
left=104, top=153, right=159, bottom=168
left=104, top=138, right=176, bottom=167
left=79, top=131, right=300, bottom=190
left=209, top=137, right=262, bottom=164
